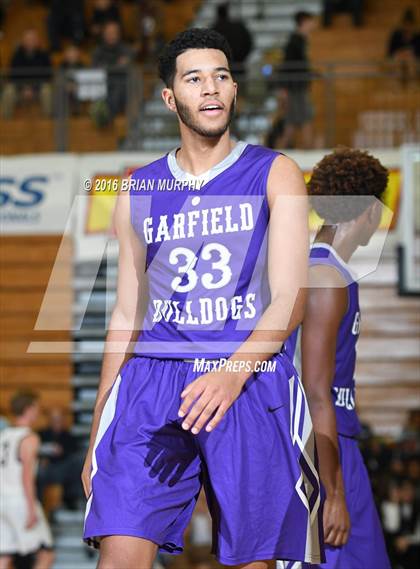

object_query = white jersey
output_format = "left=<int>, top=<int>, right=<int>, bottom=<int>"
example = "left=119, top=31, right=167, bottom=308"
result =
left=0, top=426, right=32, bottom=496
left=0, top=426, right=53, bottom=555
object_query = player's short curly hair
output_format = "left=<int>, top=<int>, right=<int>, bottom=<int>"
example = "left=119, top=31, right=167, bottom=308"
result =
left=158, top=28, right=232, bottom=88
left=309, top=147, right=389, bottom=223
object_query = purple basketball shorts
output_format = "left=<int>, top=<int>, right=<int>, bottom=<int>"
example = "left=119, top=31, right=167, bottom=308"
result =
left=83, top=353, right=323, bottom=565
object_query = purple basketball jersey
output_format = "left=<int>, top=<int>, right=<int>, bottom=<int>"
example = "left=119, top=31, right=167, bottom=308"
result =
left=285, top=243, right=362, bottom=437
left=129, top=142, right=280, bottom=358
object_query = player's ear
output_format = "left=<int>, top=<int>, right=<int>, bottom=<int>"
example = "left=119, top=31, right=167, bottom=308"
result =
left=161, top=88, right=177, bottom=113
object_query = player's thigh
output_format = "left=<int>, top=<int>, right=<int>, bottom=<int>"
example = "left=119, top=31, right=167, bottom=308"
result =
left=98, top=535, right=158, bottom=569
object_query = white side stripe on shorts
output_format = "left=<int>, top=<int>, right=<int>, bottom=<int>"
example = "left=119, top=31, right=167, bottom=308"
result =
left=83, top=374, right=122, bottom=529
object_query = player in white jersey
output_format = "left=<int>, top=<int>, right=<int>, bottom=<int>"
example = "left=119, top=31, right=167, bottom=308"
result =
left=0, top=391, right=54, bottom=569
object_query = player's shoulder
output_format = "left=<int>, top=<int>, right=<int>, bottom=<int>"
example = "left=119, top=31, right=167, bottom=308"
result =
left=308, top=263, right=348, bottom=289
left=240, top=143, right=300, bottom=184
left=130, top=153, right=170, bottom=182
left=0, top=425, right=31, bottom=437
left=241, top=142, right=282, bottom=165
left=268, top=150, right=301, bottom=177
left=243, top=142, right=302, bottom=177
left=17, top=430, right=39, bottom=462
left=260, top=146, right=305, bottom=204
left=20, top=430, right=40, bottom=450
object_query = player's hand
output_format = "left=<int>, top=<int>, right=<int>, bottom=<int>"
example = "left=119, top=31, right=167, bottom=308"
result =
left=81, top=450, right=93, bottom=499
left=26, top=505, right=38, bottom=529
left=323, top=492, right=351, bottom=547
left=178, top=371, right=245, bottom=435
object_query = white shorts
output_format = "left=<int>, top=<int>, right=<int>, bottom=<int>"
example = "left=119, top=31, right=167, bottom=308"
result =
left=0, top=496, right=53, bottom=556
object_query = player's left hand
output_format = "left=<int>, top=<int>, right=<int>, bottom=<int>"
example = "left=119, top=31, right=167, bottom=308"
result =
left=178, top=371, right=245, bottom=434
left=323, top=492, right=351, bottom=547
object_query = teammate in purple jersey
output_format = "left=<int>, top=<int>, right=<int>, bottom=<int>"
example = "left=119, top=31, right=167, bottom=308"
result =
left=280, top=148, right=391, bottom=569
left=81, top=28, right=324, bottom=568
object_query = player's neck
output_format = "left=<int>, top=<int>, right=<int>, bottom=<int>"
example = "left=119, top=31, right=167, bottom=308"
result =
left=315, top=226, right=359, bottom=263
left=13, top=417, right=31, bottom=428
left=176, top=130, right=235, bottom=176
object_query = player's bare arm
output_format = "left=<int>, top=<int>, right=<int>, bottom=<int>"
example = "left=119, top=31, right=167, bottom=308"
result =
left=301, top=264, right=351, bottom=547
left=179, top=155, right=308, bottom=434
left=20, top=432, right=40, bottom=529
left=81, top=189, right=147, bottom=498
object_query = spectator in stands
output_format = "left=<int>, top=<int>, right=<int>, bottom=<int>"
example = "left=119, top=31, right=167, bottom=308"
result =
left=137, top=0, right=160, bottom=62
left=383, top=478, right=420, bottom=568
left=60, top=44, right=85, bottom=72
left=276, top=11, right=317, bottom=149
left=387, top=7, right=420, bottom=84
left=322, top=0, right=364, bottom=28
left=212, top=3, right=253, bottom=78
left=403, top=410, right=420, bottom=452
left=0, top=0, right=11, bottom=34
left=92, top=20, right=134, bottom=123
left=265, top=113, right=286, bottom=150
left=382, top=480, right=402, bottom=555
left=47, top=0, right=85, bottom=52
left=406, top=409, right=420, bottom=436
left=60, top=44, right=85, bottom=115
left=37, top=408, right=84, bottom=512
left=90, top=0, right=121, bottom=41
left=360, top=435, right=393, bottom=502
left=407, top=456, right=420, bottom=500
left=0, top=28, right=52, bottom=119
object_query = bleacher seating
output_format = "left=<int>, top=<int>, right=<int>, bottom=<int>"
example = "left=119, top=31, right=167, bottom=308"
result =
left=0, top=235, right=73, bottom=429
left=0, top=0, right=201, bottom=154
left=1, top=0, right=419, bottom=153
left=310, top=0, right=420, bottom=146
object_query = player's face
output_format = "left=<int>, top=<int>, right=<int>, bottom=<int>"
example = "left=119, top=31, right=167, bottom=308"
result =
left=27, top=402, right=40, bottom=423
left=163, top=48, right=237, bottom=138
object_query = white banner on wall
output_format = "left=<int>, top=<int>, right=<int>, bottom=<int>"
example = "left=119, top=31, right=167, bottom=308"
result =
left=74, top=152, right=158, bottom=262
left=0, top=154, right=76, bottom=234
left=0, top=149, right=401, bottom=255
left=73, top=148, right=401, bottom=262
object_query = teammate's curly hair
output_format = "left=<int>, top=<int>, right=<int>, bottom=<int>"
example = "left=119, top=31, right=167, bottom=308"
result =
left=309, top=147, right=389, bottom=223
left=158, top=28, right=232, bottom=88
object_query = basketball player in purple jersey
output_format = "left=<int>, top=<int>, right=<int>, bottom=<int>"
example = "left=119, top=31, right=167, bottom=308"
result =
left=82, top=28, right=324, bottom=568
left=281, top=148, right=391, bottom=569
